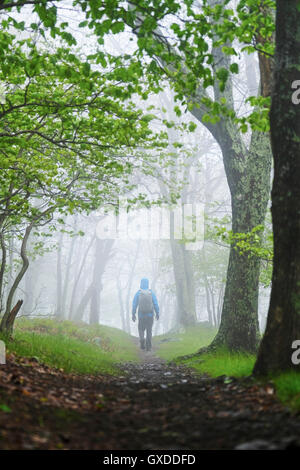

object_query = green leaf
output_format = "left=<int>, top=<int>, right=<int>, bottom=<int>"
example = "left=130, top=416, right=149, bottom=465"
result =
left=111, top=22, right=125, bottom=34
left=174, top=105, right=182, bottom=117
left=230, top=63, right=239, bottom=74
left=0, top=404, right=12, bottom=413
left=188, top=122, right=197, bottom=132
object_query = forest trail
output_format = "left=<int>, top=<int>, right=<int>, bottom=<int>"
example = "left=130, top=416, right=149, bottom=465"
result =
left=0, top=345, right=300, bottom=450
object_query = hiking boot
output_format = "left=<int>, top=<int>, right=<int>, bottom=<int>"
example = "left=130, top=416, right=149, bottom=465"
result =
left=140, top=340, right=145, bottom=350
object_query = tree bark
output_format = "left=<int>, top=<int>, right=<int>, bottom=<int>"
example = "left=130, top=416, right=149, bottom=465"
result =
left=204, top=275, right=213, bottom=326
left=0, top=223, right=33, bottom=333
left=0, top=232, right=7, bottom=313
left=208, top=129, right=271, bottom=352
left=169, top=235, right=197, bottom=327
left=61, top=228, right=77, bottom=317
left=125, top=239, right=141, bottom=334
left=194, top=35, right=273, bottom=352
left=116, top=275, right=126, bottom=331
left=69, top=234, right=95, bottom=320
left=2, top=300, right=23, bottom=336
left=56, top=231, right=64, bottom=319
left=253, top=1, right=300, bottom=374
left=89, top=239, right=114, bottom=325
left=73, top=282, right=93, bottom=323
left=217, top=284, right=224, bottom=327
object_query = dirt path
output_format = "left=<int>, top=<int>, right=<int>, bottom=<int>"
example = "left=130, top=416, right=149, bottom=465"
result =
left=0, top=346, right=300, bottom=450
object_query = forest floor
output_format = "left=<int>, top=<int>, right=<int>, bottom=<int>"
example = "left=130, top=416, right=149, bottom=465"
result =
left=0, top=339, right=300, bottom=450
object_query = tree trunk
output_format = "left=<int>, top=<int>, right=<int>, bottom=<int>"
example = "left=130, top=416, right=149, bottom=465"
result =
left=22, top=234, right=39, bottom=315
left=0, top=232, right=7, bottom=313
left=125, top=240, right=141, bottom=334
left=56, top=231, right=64, bottom=319
left=90, top=238, right=114, bottom=325
left=169, top=208, right=197, bottom=327
left=23, top=268, right=35, bottom=315
left=116, top=276, right=126, bottom=331
left=61, top=229, right=77, bottom=316
left=2, top=300, right=23, bottom=336
left=204, top=275, right=213, bottom=326
left=89, top=286, right=101, bottom=325
left=0, top=224, right=33, bottom=334
left=69, top=235, right=95, bottom=320
left=217, top=284, right=224, bottom=327
left=170, top=239, right=196, bottom=326
left=209, top=282, right=217, bottom=327
left=253, top=1, right=300, bottom=374
left=209, top=129, right=271, bottom=352
left=73, top=282, right=93, bottom=323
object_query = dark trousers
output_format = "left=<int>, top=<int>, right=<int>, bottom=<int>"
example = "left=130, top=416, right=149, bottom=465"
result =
left=138, top=315, right=154, bottom=350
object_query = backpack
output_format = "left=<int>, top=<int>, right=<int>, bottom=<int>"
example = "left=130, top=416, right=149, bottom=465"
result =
left=138, top=289, right=153, bottom=314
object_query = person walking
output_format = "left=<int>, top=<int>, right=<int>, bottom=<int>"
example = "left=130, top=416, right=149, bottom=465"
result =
left=132, top=278, right=159, bottom=351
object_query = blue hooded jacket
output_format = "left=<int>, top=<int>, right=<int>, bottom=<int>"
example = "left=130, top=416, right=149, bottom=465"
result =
left=132, top=278, right=159, bottom=318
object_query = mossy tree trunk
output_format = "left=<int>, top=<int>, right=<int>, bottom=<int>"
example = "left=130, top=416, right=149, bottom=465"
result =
left=254, top=1, right=300, bottom=374
left=178, top=9, right=273, bottom=350
left=190, top=41, right=272, bottom=351
left=209, top=129, right=272, bottom=352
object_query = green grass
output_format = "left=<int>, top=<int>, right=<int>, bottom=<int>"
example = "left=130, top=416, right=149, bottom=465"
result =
left=155, top=324, right=300, bottom=411
left=273, top=371, right=300, bottom=411
left=153, top=322, right=217, bottom=361
left=184, top=351, right=300, bottom=411
left=183, top=349, right=300, bottom=411
left=154, top=324, right=255, bottom=377
left=179, top=347, right=256, bottom=378
left=0, top=318, right=139, bottom=375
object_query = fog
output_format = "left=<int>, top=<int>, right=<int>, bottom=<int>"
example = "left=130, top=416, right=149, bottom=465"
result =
left=0, top=0, right=271, bottom=339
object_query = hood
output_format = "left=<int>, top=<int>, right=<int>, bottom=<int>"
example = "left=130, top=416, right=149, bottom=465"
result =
left=140, top=278, right=149, bottom=290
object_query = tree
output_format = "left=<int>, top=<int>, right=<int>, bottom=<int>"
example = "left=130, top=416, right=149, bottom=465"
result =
left=0, top=0, right=275, bottom=348
left=157, top=123, right=199, bottom=328
left=253, top=1, right=300, bottom=374
left=0, top=25, right=166, bottom=333
left=89, top=238, right=114, bottom=325
left=90, top=0, right=274, bottom=351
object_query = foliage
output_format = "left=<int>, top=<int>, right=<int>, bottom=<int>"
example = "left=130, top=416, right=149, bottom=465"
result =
left=69, top=0, right=275, bottom=131
left=273, top=372, right=300, bottom=412
left=180, top=347, right=256, bottom=378
left=207, top=215, right=273, bottom=287
left=0, top=403, right=12, bottom=413
left=0, top=27, right=167, bottom=229
left=0, top=16, right=173, bottom=324
left=0, top=0, right=275, bottom=132
left=215, top=224, right=273, bottom=261
left=1, top=318, right=139, bottom=374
